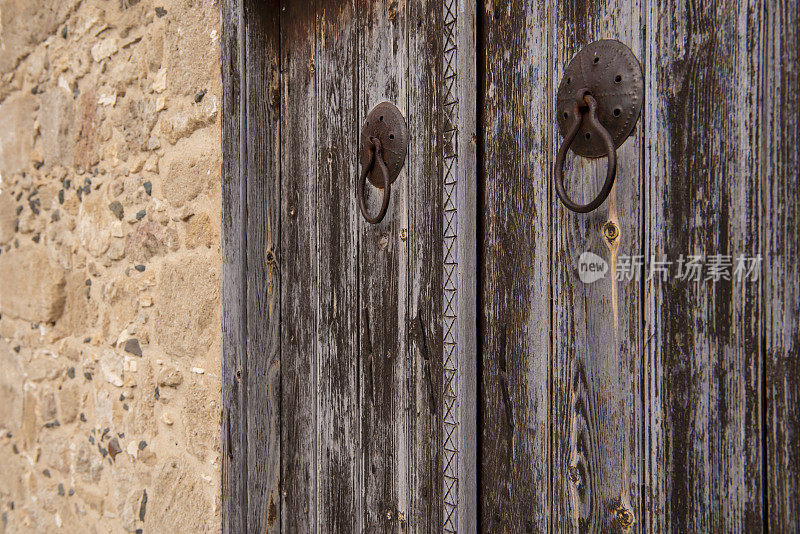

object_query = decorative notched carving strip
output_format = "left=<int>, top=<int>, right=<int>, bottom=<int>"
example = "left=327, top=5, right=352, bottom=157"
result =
left=441, top=0, right=459, bottom=532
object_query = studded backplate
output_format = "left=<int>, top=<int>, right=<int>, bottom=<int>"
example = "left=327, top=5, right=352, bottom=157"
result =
left=359, top=102, right=409, bottom=188
left=556, top=39, right=644, bottom=158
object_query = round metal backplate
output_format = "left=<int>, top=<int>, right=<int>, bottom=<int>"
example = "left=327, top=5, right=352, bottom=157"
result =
left=556, top=39, right=643, bottom=158
left=360, top=102, right=409, bottom=188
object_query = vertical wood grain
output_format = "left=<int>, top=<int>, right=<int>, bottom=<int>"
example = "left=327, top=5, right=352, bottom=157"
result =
left=279, top=2, right=317, bottom=532
left=357, top=1, right=409, bottom=531
left=225, top=1, right=799, bottom=530
left=407, top=0, right=445, bottom=530
left=550, top=2, right=645, bottom=533
left=644, top=0, right=765, bottom=531
left=221, top=0, right=246, bottom=532
left=479, top=1, right=552, bottom=531
left=244, top=1, right=281, bottom=532
left=762, top=0, right=799, bottom=530
left=273, top=1, right=479, bottom=531
left=314, top=0, right=363, bottom=531
left=454, top=0, right=479, bottom=531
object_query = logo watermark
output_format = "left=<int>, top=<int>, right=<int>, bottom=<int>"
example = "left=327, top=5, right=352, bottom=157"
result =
left=577, top=251, right=609, bottom=284
left=577, top=253, right=762, bottom=284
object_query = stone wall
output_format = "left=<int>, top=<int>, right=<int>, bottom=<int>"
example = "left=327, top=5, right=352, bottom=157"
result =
left=0, top=0, right=221, bottom=531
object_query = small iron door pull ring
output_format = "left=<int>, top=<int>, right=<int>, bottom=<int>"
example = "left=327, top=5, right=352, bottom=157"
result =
left=358, top=137, right=391, bottom=224
left=357, top=102, right=409, bottom=224
left=554, top=39, right=644, bottom=213
left=554, top=93, right=617, bottom=213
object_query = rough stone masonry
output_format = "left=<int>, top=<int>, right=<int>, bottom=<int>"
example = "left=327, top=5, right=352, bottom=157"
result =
left=0, top=0, right=222, bottom=531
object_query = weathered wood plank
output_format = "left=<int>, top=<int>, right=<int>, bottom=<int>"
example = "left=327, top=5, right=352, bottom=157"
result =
left=451, top=0, right=479, bottom=531
left=550, top=3, right=645, bottom=533
left=221, top=0, right=246, bottom=532
left=479, top=1, right=551, bottom=531
left=357, top=1, right=409, bottom=531
left=644, top=1, right=765, bottom=531
left=762, top=0, right=799, bottom=530
left=275, top=2, right=479, bottom=531
left=406, top=0, right=444, bottom=530
left=279, top=2, right=317, bottom=532
left=314, top=1, right=363, bottom=531
left=244, top=1, right=281, bottom=532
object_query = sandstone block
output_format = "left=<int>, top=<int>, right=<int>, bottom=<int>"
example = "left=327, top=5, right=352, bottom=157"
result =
left=75, top=482, right=105, bottom=512
left=90, top=38, right=118, bottom=63
left=185, top=212, right=216, bottom=250
left=0, top=380, right=20, bottom=428
left=57, top=382, right=80, bottom=424
left=0, top=0, right=79, bottom=75
left=0, top=93, right=38, bottom=176
left=39, top=430, right=71, bottom=474
left=25, top=352, right=63, bottom=382
left=154, top=250, right=219, bottom=358
left=74, top=441, right=104, bottom=484
left=100, top=350, right=124, bottom=387
left=161, top=95, right=219, bottom=144
left=162, top=151, right=217, bottom=207
left=165, top=6, right=218, bottom=96
left=122, top=95, right=159, bottom=152
left=150, top=458, right=215, bottom=533
left=0, top=246, right=66, bottom=323
left=182, top=382, right=219, bottom=462
left=0, top=342, right=23, bottom=429
left=111, top=471, right=144, bottom=532
left=41, top=391, right=57, bottom=421
left=125, top=221, right=176, bottom=263
left=39, top=87, right=75, bottom=170
left=76, top=189, right=112, bottom=257
left=22, top=390, right=37, bottom=448
left=52, top=272, right=98, bottom=340
left=73, top=90, right=99, bottom=172
left=0, top=190, right=17, bottom=244
left=157, top=367, right=182, bottom=388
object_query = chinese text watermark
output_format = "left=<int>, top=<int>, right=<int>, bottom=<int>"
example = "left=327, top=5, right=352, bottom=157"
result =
left=578, top=253, right=762, bottom=284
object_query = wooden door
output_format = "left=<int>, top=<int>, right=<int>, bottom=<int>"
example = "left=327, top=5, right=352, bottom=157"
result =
left=222, top=0, right=799, bottom=532
left=222, top=1, right=477, bottom=532
left=479, top=1, right=798, bottom=532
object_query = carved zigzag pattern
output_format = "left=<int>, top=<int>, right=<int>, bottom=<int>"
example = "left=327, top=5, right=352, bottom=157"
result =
left=442, top=0, right=459, bottom=532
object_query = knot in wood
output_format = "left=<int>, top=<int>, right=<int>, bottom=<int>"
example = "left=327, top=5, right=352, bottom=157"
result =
left=603, top=220, right=619, bottom=242
left=615, top=506, right=635, bottom=529
left=568, top=464, right=581, bottom=487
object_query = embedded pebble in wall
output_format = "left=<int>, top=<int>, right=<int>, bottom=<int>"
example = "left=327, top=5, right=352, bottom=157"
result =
left=123, top=338, right=142, bottom=357
left=107, top=438, right=122, bottom=461
left=108, top=201, right=124, bottom=220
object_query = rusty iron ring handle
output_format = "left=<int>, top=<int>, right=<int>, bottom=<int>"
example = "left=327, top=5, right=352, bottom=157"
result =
left=358, top=137, right=391, bottom=224
left=554, top=93, right=617, bottom=213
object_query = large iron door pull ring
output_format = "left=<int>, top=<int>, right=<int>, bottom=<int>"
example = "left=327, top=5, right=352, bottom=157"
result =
left=554, top=39, right=644, bottom=213
left=358, top=137, right=391, bottom=224
left=555, top=93, right=617, bottom=213
left=357, top=102, right=409, bottom=224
